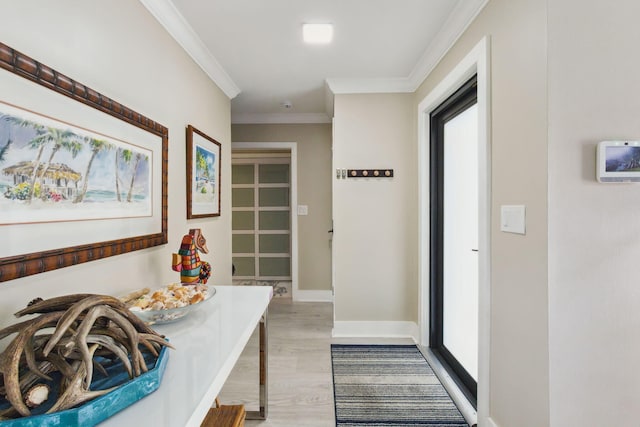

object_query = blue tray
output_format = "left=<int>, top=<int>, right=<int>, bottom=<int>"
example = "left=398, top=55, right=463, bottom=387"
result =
left=0, top=345, right=169, bottom=426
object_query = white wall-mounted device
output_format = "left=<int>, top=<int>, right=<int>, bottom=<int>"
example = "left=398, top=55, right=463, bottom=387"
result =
left=597, top=140, right=640, bottom=182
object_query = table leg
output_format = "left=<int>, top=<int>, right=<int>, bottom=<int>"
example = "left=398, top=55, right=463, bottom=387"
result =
left=246, top=308, right=268, bottom=420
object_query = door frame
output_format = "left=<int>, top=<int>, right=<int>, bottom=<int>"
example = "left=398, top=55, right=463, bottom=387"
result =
left=417, top=37, right=491, bottom=424
left=232, top=142, right=299, bottom=300
left=429, top=75, right=479, bottom=405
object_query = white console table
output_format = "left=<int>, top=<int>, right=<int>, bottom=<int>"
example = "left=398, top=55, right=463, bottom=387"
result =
left=100, top=285, right=272, bottom=427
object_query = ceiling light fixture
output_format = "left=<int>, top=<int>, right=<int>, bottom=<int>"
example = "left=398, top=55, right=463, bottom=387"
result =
left=303, top=23, right=333, bottom=44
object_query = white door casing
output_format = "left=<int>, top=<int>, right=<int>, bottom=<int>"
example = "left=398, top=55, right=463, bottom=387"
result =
left=417, top=36, right=491, bottom=425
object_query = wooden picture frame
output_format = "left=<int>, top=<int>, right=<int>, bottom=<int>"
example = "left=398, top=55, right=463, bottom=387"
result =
left=186, top=125, right=221, bottom=218
left=0, top=42, right=168, bottom=282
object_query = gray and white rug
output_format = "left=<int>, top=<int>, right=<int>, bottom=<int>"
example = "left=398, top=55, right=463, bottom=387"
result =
left=331, top=344, right=468, bottom=426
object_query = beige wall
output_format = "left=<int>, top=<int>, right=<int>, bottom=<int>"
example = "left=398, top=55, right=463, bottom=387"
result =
left=332, top=93, right=418, bottom=323
left=231, top=124, right=333, bottom=292
left=548, top=1, right=640, bottom=425
left=415, top=0, right=549, bottom=426
left=0, top=1, right=232, bottom=332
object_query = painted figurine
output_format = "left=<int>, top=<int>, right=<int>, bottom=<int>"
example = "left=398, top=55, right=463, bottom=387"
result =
left=171, top=228, right=212, bottom=284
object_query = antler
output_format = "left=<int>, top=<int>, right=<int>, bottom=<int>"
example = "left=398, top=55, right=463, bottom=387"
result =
left=13, top=294, right=95, bottom=317
left=0, top=312, right=65, bottom=416
left=59, top=305, right=143, bottom=387
left=45, top=344, right=117, bottom=414
left=0, top=294, right=173, bottom=419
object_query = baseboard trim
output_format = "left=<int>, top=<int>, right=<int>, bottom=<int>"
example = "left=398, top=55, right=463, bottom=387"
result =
left=419, top=347, right=477, bottom=427
left=293, top=290, right=333, bottom=302
left=332, top=321, right=419, bottom=341
left=486, top=417, right=499, bottom=427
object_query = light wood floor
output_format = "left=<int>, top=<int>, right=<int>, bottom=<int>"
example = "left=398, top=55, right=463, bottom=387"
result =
left=218, top=299, right=334, bottom=426
left=218, top=298, right=412, bottom=426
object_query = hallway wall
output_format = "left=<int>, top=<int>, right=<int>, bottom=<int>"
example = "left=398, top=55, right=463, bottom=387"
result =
left=415, top=0, right=549, bottom=426
left=332, top=93, right=418, bottom=330
left=0, top=0, right=232, bottom=331
left=547, top=0, right=640, bottom=424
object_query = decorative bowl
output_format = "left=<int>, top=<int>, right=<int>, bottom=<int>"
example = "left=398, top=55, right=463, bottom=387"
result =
left=0, top=346, right=169, bottom=426
left=131, top=286, right=215, bottom=325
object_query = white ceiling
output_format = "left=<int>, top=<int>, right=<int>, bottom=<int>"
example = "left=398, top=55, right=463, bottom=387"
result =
left=140, top=0, right=487, bottom=124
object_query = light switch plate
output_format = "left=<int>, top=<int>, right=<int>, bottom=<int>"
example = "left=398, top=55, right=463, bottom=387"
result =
left=297, top=205, right=308, bottom=216
left=500, top=205, right=526, bottom=234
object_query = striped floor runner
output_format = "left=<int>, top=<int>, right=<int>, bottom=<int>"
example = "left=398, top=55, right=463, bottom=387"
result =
left=331, top=344, right=468, bottom=426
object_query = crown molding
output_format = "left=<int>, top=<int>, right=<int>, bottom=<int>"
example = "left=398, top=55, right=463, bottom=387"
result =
left=326, top=77, right=415, bottom=95
left=407, top=0, right=489, bottom=89
left=232, top=112, right=332, bottom=125
left=140, top=0, right=488, bottom=106
left=327, top=0, right=489, bottom=95
left=139, top=0, right=241, bottom=99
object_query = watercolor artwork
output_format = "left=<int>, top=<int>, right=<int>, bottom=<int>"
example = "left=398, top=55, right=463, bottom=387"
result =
left=187, top=125, right=220, bottom=218
left=193, top=145, right=217, bottom=205
left=0, top=102, right=152, bottom=225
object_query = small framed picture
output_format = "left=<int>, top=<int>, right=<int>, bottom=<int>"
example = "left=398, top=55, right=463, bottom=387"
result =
left=186, top=125, right=221, bottom=218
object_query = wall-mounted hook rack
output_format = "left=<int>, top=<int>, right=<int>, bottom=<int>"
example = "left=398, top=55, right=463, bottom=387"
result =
left=346, top=169, right=394, bottom=178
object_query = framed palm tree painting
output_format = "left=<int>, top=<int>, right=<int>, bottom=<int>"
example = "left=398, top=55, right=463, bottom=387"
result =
left=186, top=125, right=221, bottom=218
left=0, top=42, right=168, bottom=282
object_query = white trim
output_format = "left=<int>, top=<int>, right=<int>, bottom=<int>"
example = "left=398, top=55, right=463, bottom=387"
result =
left=331, top=117, right=337, bottom=333
left=140, top=0, right=488, bottom=110
left=326, top=77, right=415, bottom=95
left=407, top=0, right=489, bottom=90
left=139, top=0, right=241, bottom=99
left=232, top=142, right=299, bottom=300
left=325, top=82, right=335, bottom=119
left=419, top=347, right=477, bottom=427
left=232, top=113, right=332, bottom=125
left=326, top=0, right=488, bottom=95
left=417, top=36, right=491, bottom=426
left=486, top=418, right=499, bottom=427
left=294, top=290, right=333, bottom=302
left=332, top=321, right=419, bottom=342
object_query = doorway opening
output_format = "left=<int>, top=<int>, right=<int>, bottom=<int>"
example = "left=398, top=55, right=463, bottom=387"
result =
left=231, top=143, right=299, bottom=300
left=417, top=37, right=490, bottom=426
left=429, top=75, right=478, bottom=406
